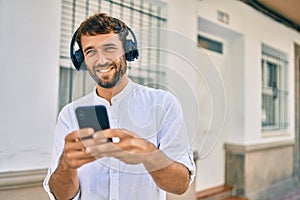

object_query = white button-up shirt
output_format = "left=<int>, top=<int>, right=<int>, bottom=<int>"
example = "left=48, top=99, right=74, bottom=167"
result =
left=44, top=79, right=195, bottom=200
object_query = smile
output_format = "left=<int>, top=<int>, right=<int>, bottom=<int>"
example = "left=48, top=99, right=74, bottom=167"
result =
left=96, top=66, right=114, bottom=74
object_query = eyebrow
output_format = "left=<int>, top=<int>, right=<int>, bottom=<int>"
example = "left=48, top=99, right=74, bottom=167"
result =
left=103, top=43, right=118, bottom=48
left=83, top=46, right=94, bottom=54
left=83, top=43, right=118, bottom=53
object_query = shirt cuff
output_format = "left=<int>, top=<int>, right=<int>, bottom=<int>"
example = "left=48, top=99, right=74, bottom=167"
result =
left=71, top=190, right=81, bottom=200
left=174, top=152, right=196, bottom=185
left=43, top=168, right=81, bottom=200
left=44, top=190, right=80, bottom=200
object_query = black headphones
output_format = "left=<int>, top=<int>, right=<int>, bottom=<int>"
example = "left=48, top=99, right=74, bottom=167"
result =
left=70, top=27, right=139, bottom=71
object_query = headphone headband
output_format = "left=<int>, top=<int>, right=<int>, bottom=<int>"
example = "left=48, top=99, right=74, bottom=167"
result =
left=70, top=26, right=139, bottom=71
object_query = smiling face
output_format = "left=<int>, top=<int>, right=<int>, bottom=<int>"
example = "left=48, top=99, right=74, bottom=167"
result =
left=81, top=32, right=127, bottom=89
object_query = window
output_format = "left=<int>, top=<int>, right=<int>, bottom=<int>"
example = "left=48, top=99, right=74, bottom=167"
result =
left=197, top=34, right=223, bottom=54
left=58, top=0, right=166, bottom=112
left=261, top=43, right=288, bottom=132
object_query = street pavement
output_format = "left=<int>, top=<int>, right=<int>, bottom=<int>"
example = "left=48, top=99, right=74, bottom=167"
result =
left=269, top=186, right=300, bottom=200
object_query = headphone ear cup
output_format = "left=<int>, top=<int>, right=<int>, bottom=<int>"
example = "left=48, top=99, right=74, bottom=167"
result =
left=74, top=49, right=86, bottom=70
left=125, top=40, right=134, bottom=61
left=132, top=45, right=139, bottom=61
left=70, top=30, right=87, bottom=71
left=125, top=39, right=139, bottom=61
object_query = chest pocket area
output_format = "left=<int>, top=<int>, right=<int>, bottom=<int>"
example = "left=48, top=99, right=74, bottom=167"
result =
left=117, top=103, right=164, bottom=147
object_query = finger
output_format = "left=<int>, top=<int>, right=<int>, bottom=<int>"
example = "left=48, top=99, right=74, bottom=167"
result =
left=78, top=128, right=95, bottom=140
left=65, top=131, right=81, bottom=142
left=92, top=130, right=109, bottom=140
left=62, top=152, right=96, bottom=169
left=64, top=140, right=86, bottom=151
left=64, top=128, right=94, bottom=142
left=63, top=148, right=95, bottom=160
left=79, top=130, right=111, bottom=148
left=81, top=136, right=108, bottom=147
left=92, top=130, right=120, bottom=144
left=85, top=142, right=121, bottom=158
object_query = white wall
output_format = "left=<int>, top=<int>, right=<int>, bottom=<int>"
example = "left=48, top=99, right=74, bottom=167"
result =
left=165, top=0, right=199, bottom=145
left=0, top=0, right=61, bottom=172
left=166, top=0, right=300, bottom=191
left=165, top=0, right=228, bottom=191
left=194, top=0, right=298, bottom=144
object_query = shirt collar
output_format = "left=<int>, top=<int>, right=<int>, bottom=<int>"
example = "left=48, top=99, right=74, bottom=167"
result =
left=93, top=78, right=135, bottom=105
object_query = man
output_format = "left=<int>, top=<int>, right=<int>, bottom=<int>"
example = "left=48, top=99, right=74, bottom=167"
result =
left=44, top=13, right=195, bottom=200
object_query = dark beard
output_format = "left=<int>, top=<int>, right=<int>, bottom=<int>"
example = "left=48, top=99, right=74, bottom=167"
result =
left=88, top=60, right=127, bottom=89
left=96, top=71, right=120, bottom=88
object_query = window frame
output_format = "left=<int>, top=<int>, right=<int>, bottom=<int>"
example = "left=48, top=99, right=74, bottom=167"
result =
left=261, top=43, right=289, bottom=134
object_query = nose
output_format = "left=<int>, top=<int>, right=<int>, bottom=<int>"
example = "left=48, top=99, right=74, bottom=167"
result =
left=95, top=52, right=110, bottom=67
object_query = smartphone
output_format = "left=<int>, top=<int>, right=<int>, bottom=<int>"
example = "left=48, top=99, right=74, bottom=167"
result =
left=75, top=105, right=110, bottom=140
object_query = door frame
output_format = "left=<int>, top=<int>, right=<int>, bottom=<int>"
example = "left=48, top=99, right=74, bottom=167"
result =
left=294, top=43, right=300, bottom=182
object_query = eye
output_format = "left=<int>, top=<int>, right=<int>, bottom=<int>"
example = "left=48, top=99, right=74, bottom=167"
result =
left=104, top=46, right=117, bottom=52
left=85, top=49, right=97, bottom=57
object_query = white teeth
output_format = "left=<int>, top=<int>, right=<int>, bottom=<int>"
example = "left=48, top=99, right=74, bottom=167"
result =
left=98, top=68, right=112, bottom=73
left=100, top=68, right=110, bottom=73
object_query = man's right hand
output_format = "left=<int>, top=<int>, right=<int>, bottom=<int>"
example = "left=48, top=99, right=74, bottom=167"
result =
left=49, top=128, right=96, bottom=200
left=61, top=128, right=96, bottom=169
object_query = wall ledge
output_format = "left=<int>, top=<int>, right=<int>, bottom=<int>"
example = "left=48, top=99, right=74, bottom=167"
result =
left=225, top=139, right=295, bottom=153
left=0, top=169, right=47, bottom=190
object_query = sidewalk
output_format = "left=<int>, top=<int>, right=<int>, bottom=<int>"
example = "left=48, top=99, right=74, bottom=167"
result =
left=0, top=185, right=48, bottom=200
left=269, top=185, right=300, bottom=200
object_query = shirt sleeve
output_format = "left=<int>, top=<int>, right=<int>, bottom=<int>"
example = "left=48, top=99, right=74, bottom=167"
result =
left=157, top=92, right=196, bottom=183
left=43, top=105, right=81, bottom=199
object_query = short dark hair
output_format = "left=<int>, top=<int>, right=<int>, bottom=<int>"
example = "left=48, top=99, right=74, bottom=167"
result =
left=75, top=13, right=129, bottom=49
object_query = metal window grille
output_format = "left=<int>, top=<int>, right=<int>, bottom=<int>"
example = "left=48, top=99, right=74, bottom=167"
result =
left=261, top=43, right=288, bottom=131
left=58, top=0, right=166, bottom=111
